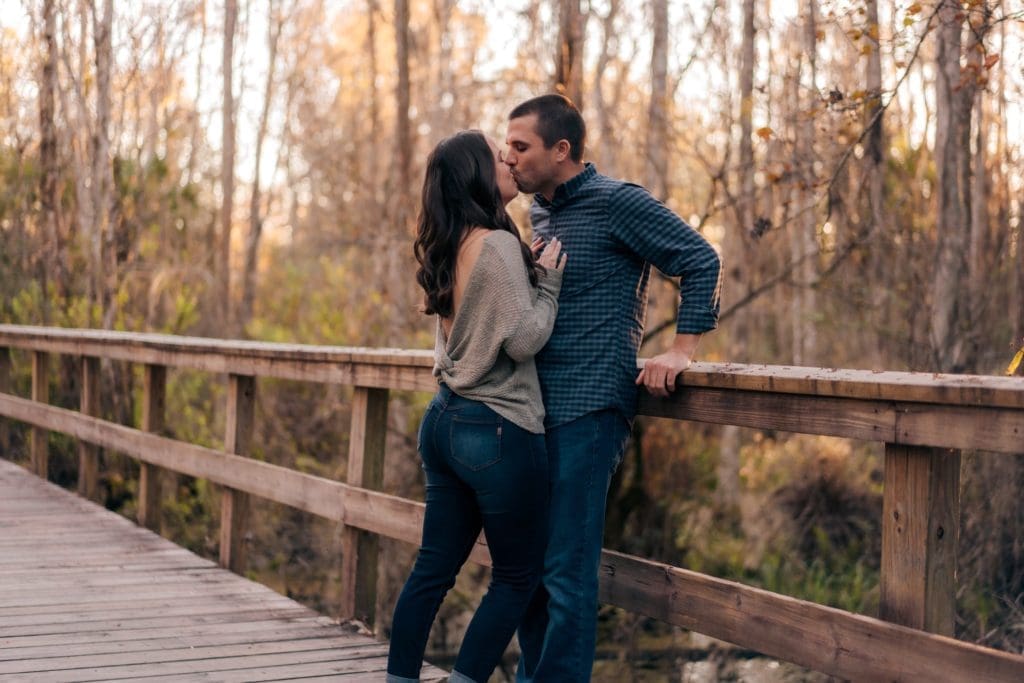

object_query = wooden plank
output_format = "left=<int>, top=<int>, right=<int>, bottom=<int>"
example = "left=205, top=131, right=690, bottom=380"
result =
left=894, top=403, right=1024, bottom=454
left=77, top=356, right=100, bottom=500
left=65, top=653, right=393, bottom=683
left=640, top=387, right=891, bottom=441
left=0, top=585, right=284, bottom=612
left=637, top=388, right=1024, bottom=454
left=0, top=325, right=436, bottom=392
left=0, top=606, right=316, bottom=638
left=340, top=386, right=388, bottom=626
left=666, top=361, right=1024, bottom=408
left=220, top=374, right=255, bottom=573
left=0, top=616, right=335, bottom=650
left=0, top=593, right=303, bottom=627
left=0, top=636, right=378, bottom=675
left=3, top=324, right=1022, bottom=408
left=0, top=622, right=356, bottom=660
left=0, top=346, right=10, bottom=453
left=598, top=549, right=1024, bottom=682
left=30, top=351, right=48, bottom=478
left=880, top=444, right=961, bottom=635
left=139, top=363, right=166, bottom=530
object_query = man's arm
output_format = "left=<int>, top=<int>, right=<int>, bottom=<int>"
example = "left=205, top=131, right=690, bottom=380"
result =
left=635, top=333, right=701, bottom=398
left=608, top=184, right=722, bottom=397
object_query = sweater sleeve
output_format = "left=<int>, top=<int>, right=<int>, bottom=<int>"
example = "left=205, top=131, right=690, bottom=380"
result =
left=481, top=233, right=563, bottom=363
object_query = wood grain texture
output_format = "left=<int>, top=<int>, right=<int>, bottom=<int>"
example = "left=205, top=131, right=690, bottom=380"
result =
left=598, top=549, right=1024, bottom=682
left=77, top=357, right=100, bottom=501
left=30, top=351, right=48, bottom=479
left=220, top=374, right=255, bottom=573
left=138, top=363, right=166, bottom=530
left=340, top=387, right=388, bottom=627
left=0, top=347, right=10, bottom=454
left=2, top=325, right=1022, bottom=407
left=0, top=458, right=447, bottom=681
left=881, top=445, right=961, bottom=635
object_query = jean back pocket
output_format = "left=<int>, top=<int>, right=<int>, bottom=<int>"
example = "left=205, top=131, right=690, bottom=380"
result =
left=449, top=414, right=503, bottom=472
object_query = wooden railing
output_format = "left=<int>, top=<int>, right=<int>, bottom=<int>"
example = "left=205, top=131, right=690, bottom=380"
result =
left=0, top=324, right=1022, bottom=681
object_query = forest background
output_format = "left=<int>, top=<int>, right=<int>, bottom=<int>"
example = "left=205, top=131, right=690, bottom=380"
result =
left=1, top=0, right=1023, bottom=679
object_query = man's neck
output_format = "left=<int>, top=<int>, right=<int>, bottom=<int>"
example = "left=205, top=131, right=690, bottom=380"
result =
left=540, top=162, right=587, bottom=201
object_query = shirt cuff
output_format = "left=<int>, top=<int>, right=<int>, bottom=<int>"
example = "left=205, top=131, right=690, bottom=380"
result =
left=675, top=307, right=719, bottom=335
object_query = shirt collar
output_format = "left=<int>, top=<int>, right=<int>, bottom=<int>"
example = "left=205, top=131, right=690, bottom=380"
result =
left=535, top=162, right=597, bottom=209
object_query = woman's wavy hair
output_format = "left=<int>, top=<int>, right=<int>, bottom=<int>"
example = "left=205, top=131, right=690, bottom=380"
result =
left=414, top=130, right=538, bottom=317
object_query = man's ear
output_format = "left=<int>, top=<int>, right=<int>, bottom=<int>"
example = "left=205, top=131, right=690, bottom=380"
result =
left=554, top=139, right=571, bottom=162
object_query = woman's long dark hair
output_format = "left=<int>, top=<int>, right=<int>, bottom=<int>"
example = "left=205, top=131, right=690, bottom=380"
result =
left=414, top=130, right=538, bottom=317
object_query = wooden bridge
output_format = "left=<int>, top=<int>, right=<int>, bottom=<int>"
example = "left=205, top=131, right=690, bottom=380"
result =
left=1, top=324, right=1023, bottom=681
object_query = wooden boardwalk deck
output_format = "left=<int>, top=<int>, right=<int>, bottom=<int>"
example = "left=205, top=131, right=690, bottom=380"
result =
left=0, top=458, right=447, bottom=682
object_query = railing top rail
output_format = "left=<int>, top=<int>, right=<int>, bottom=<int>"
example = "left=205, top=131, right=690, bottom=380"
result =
left=0, top=324, right=431, bottom=366
left=1, top=324, right=1023, bottom=409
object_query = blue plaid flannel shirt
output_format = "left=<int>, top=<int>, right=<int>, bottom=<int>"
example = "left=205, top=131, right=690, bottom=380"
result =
left=530, top=163, right=722, bottom=428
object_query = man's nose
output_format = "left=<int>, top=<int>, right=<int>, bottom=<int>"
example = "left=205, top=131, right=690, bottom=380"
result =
left=504, top=150, right=516, bottom=166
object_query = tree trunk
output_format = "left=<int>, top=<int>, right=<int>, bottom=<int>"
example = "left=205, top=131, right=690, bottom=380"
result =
left=593, top=0, right=620, bottom=176
left=864, top=0, right=886, bottom=364
left=645, top=0, right=668, bottom=201
left=790, top=0, right=818, bottom=366
left=930, top=0, right=972, bottom=372
left=92, top=0, right=115, bottom=330
left=366, top=0, right=381, bottom=202
left=240, top=1, right=284, bottom=335
left=220, top=0, right=238, bottom=333
left=555, top=0, right=584, bottom=107
left=387, top=0, right=413, bottom=341
left=186, top=0, right=207, bottom=187
left=716, top=0, right=757, bottom=513
left=966, top=3, right=993, bottom=363
left=39, top=0, right=61, bottom=322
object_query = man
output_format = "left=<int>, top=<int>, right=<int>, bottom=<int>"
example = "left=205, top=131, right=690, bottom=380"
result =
left=504, top=94, right=722, bottom=681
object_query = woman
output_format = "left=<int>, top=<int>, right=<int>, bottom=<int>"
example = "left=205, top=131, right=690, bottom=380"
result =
left=386, top=130, right=565, bottom=683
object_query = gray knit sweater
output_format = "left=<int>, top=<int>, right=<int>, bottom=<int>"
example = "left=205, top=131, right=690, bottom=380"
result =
left=434, top=230, right=562, bottom=433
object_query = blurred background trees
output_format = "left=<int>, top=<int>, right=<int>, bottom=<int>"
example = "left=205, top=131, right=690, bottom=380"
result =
left=1, top=0, right=1023, bottom=677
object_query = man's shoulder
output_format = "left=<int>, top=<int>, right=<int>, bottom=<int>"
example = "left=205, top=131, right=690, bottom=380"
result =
left=582, top=172, right=655, bottom=205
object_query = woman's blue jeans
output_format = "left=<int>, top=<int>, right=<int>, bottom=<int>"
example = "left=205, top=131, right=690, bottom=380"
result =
left=387, top=385, right=549, bottom=683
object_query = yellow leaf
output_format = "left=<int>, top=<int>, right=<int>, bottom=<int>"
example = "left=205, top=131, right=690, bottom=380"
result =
left=903, top=16, right=915, bottom=26
left=1007, top=347, right=1024, bottom=376
left=756, top=127, right=774, bottom=140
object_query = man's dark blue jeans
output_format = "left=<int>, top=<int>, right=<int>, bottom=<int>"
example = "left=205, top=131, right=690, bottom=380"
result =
left=387, top=385, right=549, bottom=683
left=515, top=409, right=632, bottom=682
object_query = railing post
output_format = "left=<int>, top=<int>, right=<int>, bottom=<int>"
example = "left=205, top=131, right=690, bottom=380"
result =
left=880, top=443, right=960, bottom=635
left=77, top=357, right=101, bottom=500
left=138, top=364, right=167, bottom=530
left=340, top=386, right=388, bottom=627
left=0, top=347, right=10, bottom=454
left=220, top=374, right=255, bottom=573
left=30, top=351, right=49, bottom=479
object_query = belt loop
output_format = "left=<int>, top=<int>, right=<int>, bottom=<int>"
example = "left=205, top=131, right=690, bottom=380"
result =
left=437, top=382, right=452, bottom=409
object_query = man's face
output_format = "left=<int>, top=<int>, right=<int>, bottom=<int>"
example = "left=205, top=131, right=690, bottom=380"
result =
left=505, top=114, right=560, bottom=197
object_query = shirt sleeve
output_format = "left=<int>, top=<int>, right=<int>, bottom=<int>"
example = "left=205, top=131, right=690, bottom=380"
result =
left=484, top=235, right=562, bottom=363
left=607, top=183, right=722, bottom=334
